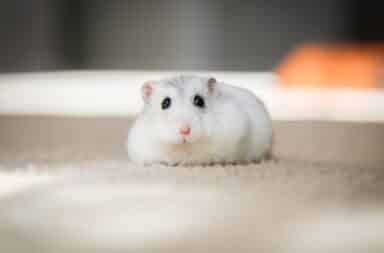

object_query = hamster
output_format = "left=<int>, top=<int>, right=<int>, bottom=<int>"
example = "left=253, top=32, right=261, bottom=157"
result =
left=126, top=75, right=273, bottom=165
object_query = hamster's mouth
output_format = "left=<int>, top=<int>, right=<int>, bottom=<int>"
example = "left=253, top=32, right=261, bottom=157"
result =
left=163, top=134, right=200, bottom=146
left=171, top=136, right=194, bottom=145
left=182, top=135, right=200, bottom=144
left=175, top=138, right=188, bottom=145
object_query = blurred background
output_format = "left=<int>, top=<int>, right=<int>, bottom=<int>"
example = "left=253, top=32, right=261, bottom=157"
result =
left=1, top=0, right=383, bottom=73
left=0, top=0, right=383, bottom=161
left=0, top=2, right=384, bottom=252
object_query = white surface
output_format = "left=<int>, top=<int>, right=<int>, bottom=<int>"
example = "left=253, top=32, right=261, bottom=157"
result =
left=1, top=70, right=384, bottom=121
left=0, top=171, right=52, bottom=197
left=0, top=165, right=383, bottom=253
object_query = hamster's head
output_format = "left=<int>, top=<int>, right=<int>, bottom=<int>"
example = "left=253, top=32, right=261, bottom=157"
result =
left=140, top=76, right=219, bottom=145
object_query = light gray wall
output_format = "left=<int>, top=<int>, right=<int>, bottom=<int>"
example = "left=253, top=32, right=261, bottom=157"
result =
left=85, top=0, right=350, bottom=71
left=0, top=0, right=351, bottom=72
left=0, top=0, right=61, bottom=72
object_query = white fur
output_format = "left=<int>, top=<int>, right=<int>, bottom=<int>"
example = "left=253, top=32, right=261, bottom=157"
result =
left=126, top=75, right=273, bottom=165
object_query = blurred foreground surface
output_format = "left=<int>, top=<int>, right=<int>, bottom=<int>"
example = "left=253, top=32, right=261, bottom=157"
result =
left=0, top=117, right=383, bottom=253
left=0, top=117, right=383, bottom=167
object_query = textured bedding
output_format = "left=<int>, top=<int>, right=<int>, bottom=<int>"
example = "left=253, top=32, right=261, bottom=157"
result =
left=0, top=117, right=383, bottom=253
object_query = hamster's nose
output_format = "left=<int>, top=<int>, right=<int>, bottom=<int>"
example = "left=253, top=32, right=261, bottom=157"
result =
left=179, top=126, right=191, bottom=136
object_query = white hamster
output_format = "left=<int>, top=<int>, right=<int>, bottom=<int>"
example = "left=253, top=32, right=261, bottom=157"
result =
left=126, top=75, right=273, bottom=165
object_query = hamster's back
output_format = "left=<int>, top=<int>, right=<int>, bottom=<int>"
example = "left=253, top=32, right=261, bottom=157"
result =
left=219, top=82, right=273, bottom=160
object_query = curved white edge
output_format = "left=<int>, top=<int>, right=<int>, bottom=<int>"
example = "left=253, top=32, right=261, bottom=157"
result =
left=0, top=70, right=384, bottom=122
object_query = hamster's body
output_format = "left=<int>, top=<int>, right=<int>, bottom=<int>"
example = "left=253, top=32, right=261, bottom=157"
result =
left=127, top=76, right=272, bottom=165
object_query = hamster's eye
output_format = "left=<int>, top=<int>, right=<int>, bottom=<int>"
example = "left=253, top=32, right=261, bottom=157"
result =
left=161, top=97, right=172, bottom=110
left=193, top=95, right=205, bottom=108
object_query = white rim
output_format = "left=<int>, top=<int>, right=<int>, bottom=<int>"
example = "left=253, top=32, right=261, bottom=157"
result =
left=0, top=70, right=383, bottom=122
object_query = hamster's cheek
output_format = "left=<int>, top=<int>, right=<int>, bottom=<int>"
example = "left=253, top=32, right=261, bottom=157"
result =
left=156, top=120, right=183, bottom=144
left=200, top=113, right=216, bottom=139
left=188, top=118, right=203, bottom=143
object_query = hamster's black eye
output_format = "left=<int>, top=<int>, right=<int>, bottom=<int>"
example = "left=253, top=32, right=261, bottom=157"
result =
left=161, top=97, right=172, bottom=110
left=193, top=95, right=205, bottom=108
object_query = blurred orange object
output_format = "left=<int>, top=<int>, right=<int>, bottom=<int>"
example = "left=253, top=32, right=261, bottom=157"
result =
left=275, top=43, right=384, bottom=89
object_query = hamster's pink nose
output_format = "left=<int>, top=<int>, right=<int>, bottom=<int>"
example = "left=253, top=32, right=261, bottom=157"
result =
left=179, top=126, right=191, bottom=136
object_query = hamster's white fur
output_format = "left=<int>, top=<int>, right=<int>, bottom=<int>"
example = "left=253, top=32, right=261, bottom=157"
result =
left=127, top=75, right=272, bottom=165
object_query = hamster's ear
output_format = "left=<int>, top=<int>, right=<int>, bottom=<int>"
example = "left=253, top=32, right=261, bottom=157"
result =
left=207, top=77, right=217, bottom=95
left=141, top=82, right=153, bottom=103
